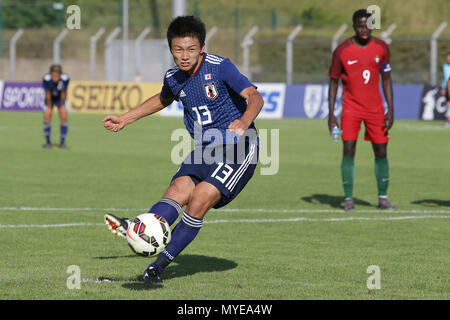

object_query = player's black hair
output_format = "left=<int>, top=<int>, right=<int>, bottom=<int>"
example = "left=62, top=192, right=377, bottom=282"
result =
left=167, top=15, right=206, bottom=49
left=50, top=64, right=62, bottom=73
left=352, top=9, right=372, bottom=24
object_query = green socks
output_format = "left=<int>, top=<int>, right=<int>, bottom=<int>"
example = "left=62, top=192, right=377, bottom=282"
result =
left=341, top=156, right=390, bottom=199
left=375, top=157, right=389, bottom=197
left=341, top=156, right=355, bottom=199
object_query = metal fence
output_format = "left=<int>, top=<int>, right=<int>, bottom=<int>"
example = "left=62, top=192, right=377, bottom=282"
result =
left=107, top=39, right=172, bottom=82
left=2, top=25, right=450, bottom=85
left=250, top=36, right=450, bottom=85
left=0, top=0, right=449, bottom=85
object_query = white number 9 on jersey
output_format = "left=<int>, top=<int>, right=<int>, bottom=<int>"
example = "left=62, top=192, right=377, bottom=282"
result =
left=363, top=69, right=371, bottom=84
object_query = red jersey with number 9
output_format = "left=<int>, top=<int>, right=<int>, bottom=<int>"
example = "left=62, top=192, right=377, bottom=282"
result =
left=329, top=36, right=391, bottom=115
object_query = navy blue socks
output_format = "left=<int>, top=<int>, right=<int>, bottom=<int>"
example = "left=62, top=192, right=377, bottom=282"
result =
left=150, top=212, right=203, bottom=273
left=43, top=123, right=51, bottom=144
left=149, top=198, right=182, bottom=225
left=60, top=123, right=68, bottom=145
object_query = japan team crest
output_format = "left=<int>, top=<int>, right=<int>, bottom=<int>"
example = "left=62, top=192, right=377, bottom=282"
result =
left=204, top=82, right=218, bottom=100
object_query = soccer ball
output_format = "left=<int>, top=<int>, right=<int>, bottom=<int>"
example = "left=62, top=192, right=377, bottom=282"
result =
left=126, top=213, right=171, bottom=257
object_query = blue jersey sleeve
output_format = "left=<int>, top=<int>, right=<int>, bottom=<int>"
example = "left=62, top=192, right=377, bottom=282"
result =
left=161, top=76, right=175, bottom=100
left=42, top=79, right=51, bottom=91
left=218, top=59, right=255, bottom=94
left=61, top=74, right=70, bottom=91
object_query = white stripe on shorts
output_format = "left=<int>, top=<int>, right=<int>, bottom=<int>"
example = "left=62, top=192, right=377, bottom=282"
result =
left=225, top=143, right=256, bottom=191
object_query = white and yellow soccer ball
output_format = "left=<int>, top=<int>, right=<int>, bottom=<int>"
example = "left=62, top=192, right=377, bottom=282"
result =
left=126, top=213, right=171, bottom=257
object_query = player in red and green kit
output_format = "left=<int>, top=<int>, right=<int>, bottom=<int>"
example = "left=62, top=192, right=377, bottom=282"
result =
left=328, top=9, right=395, bottom=211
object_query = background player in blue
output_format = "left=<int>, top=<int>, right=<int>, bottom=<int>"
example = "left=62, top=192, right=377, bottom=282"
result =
left=42, top=64, right=70, bottom=149
left=102, top=16, right=264, bottom=284
left=441, top=52, right=450, bottom=127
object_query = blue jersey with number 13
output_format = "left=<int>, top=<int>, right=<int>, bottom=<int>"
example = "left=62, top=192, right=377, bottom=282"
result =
left=161, top=53, right=257, bottom=146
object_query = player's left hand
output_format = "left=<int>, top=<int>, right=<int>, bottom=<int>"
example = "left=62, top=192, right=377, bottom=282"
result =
left=103, top=115, right=126, bottom=132
left=228, top=119, right=249, bottom=136
left=385, top=110, right=394, bottom=130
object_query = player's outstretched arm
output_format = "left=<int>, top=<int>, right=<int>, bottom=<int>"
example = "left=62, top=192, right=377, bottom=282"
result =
left=228, top=86, right=264, bottom=136
left=381, top=73, right=394, bottom=130
left=328, top=77, right=340, bottom=134
left=103, top=93, right=174, bottom=132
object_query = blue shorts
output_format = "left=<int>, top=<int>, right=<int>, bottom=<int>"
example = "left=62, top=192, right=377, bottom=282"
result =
left=49, top=99, right=67, bottom=109
left=172, top=137, right=259, bottom=209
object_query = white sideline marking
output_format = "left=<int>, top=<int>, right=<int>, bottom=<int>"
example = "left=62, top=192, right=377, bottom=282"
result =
left=0, top=222, right=104, bottom=229
left=1, top=215, right=450, bottom=229
left=205, top=215, right=450, bottom=224
left=0, top=207, right=143, bottom=212
left=1, top=206, right=450, bottom=214
left=396, top=123, right=449, bottom=131
left=82, top=278, right=115, bottom=283
left=214, top=208, right=450, bottom=214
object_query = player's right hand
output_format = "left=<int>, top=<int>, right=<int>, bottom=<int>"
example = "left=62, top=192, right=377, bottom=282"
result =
left=103, top=115, right=126, bottom=132
left=328, top=115, right=339, bottom=134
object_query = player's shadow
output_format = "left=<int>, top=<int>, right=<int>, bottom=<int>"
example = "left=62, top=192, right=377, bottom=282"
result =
left=411, top=199, right=450, bottom=207
left=301, top=194, right=372, bottom=209
left=92, top=254, right=138, bottom=260
left=121, top=254, right=237, bottom=291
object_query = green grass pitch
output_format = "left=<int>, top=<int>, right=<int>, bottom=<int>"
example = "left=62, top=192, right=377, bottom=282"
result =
left=0, top=111, right=449, bottom=299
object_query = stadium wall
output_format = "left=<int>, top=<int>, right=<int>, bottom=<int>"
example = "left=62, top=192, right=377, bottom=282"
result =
left=0, top=81, right=446, bottom=120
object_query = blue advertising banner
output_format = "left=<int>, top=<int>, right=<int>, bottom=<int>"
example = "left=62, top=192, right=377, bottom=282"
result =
left=0, top=81, right=424, bottom=120
left=284, top=84, right=342, bottom=119
left=254, top=83, right=285, bottom=119
left=160, top=83, right=286, bottom=119
left=419, top=85, right=448, bottom=121
left=392, top=84, right=424, bottom=120
left=283, top=84, right=423, bottom=120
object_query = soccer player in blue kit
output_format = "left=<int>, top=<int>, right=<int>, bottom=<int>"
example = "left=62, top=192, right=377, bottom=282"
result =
left=42, top=64, right=70, bottom=149
left=103, top=16, right=264, bottom=284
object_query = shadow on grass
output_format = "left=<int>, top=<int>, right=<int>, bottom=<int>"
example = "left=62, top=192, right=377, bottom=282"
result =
left=92, top=254, right=139, bottom=260
left=411, top=199, right=450, bottom=207
left=121, top=254, right=238, bottom=291
left=301, top=194, right=372, bottom=209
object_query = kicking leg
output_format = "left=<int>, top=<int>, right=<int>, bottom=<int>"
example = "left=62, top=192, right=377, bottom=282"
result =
left=149, top=176, right=196, bottom=225
left=144, top=181, right=221, bottom=284
left=104, top=176, right=194, bottom=237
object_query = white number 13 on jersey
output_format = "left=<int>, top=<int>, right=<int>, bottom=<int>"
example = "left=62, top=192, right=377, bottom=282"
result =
left=363, top=69, right=371, bottom=84
left=192, top=105, right=212, bottom=125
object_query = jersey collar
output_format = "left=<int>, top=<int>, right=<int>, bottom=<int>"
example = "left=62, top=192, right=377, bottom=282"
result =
left=351, top=36, right=373, bottom=48
left=189, top=53, right=205, bottom=78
